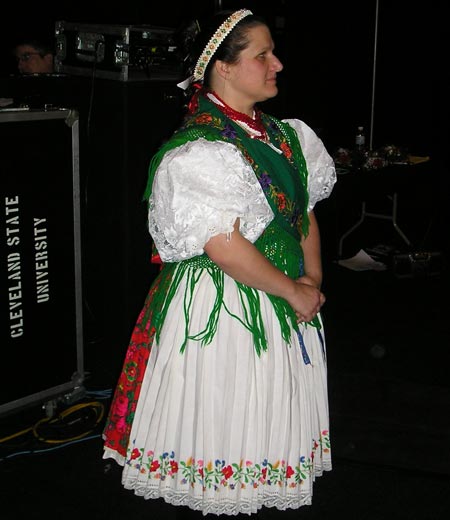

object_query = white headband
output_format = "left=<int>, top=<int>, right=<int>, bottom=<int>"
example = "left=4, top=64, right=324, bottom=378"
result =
left=177, top=8, right=253, bottom=90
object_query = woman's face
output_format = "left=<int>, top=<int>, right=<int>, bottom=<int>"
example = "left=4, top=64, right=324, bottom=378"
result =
left=218, top=24, right=284, bottom=112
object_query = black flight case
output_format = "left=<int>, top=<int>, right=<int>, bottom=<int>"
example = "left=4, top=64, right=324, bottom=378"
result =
left=0, top=107, right=85, bottom=417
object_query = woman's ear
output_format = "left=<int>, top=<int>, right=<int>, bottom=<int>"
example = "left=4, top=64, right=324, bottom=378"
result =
left=214, top=60, right=230, bottom=80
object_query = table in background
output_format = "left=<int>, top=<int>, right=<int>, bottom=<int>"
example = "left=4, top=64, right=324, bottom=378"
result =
left=316, top=161, right=433, bottom=260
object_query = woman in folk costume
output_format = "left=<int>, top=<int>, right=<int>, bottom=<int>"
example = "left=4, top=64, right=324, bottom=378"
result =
left=103, top=8, right=336, bottom=517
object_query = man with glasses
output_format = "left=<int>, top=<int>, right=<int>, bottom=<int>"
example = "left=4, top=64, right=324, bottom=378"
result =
left=14, top=38, right=54, bottom=75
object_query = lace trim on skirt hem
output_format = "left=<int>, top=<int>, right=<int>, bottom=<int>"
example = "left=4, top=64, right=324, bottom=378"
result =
left=122, top=482, right=316, bottom=516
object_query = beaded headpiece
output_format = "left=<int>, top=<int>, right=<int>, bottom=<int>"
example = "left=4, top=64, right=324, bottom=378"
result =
left=177, top=8, right=253, bottom=90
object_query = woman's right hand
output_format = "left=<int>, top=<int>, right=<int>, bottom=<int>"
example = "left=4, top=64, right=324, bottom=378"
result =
left=288, top=281, right=325, bottom=323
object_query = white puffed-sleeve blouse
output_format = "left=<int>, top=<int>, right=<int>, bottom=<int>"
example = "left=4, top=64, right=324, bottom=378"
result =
left=148, top=119, right=336, bottom=262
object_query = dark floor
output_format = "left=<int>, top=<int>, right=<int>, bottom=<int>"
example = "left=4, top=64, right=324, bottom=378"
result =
left=1, top=232, right=450, bottom=519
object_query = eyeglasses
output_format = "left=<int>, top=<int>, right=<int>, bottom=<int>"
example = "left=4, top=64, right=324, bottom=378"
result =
left=15, top=52, right=42, bottom=62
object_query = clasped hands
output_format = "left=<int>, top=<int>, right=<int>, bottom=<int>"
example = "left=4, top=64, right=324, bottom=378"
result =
left=291, top=275, right=325, bottom=324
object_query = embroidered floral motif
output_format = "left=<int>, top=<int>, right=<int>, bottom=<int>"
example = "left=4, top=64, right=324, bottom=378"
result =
left=259, top=172, right=272, bottom=190
left=221, top=123, right=238, bottom=140
left=124, top=430, right=331, bottom=491
left=103, top=276, right=168, bottom=456
left=194, top=113, right=214, bottom=125
left=280, top=141, right=293, bottom=158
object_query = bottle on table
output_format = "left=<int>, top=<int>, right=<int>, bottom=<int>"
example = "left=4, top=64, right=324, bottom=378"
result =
left=353, top=125, right=367, bottom=170
left=355, top=126, right=366, bottom=150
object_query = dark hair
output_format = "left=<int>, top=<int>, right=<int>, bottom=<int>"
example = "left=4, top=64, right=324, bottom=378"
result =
left=13, top=37, right=55, bottom=57
left=179, top=10, right=267, bottom=93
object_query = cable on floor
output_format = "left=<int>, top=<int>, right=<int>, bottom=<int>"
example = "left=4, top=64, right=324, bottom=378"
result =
left=32, top=400, right=105, bottom=444
left=0, top=399, right=106, bottom=445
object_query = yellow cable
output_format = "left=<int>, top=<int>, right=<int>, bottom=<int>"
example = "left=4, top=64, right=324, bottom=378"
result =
left=0, top=401, right=105, bottom=445
left=32, top=401, right=105, bottom=444
left=0, top=426, right=33, bottom=443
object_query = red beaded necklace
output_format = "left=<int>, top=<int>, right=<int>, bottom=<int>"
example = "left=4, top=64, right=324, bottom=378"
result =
left=207, top=90, right=268, bottom=141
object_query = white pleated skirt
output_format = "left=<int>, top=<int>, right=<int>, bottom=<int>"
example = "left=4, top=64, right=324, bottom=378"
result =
left=103, top=270, right=331, bottom=516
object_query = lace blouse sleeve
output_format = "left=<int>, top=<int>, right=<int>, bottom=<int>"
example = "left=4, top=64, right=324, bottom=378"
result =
left=283, top=119, right=336, bottom=212
left=148, top=138, right=274, bottom=262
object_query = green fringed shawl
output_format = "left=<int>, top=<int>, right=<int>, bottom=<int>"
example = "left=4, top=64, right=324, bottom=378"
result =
left=142, top=94, right=320, bottom=355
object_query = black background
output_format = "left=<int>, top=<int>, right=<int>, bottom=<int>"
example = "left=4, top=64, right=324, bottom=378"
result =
left=0, top=0, right=445, bottom=152
left=0, top=0, right=447, bottom=390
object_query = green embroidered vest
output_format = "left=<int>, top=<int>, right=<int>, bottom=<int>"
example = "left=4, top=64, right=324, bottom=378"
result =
left=142, top=93, right=319, bottom=355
